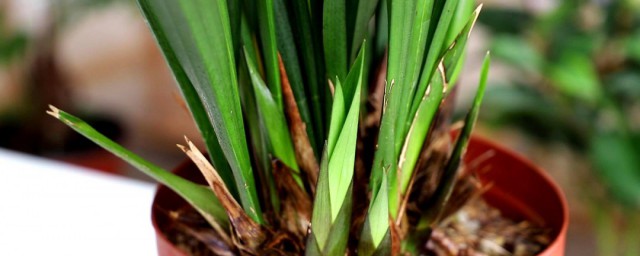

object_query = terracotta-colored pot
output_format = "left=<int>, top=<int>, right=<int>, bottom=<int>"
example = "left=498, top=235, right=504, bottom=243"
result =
left=54, top=148, right=124, bottom=174
left=151, top=135, right=568, bottom=255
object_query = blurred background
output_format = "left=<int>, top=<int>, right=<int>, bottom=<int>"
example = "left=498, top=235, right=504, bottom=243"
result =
left=0, top=0, right=638, bottom=255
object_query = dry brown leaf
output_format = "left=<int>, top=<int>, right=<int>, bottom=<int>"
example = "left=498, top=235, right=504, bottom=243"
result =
left=277, top=53, right=319, bottom=192
left=328, top=79, right=335, bottom=97
left=271, top=159, right=312, bottom=239
left=390, top=216, right=402, bottom=256
left=178, top=137, right=265, bottom=251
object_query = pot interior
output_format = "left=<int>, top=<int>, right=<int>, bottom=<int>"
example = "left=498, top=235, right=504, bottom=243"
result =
left=151, top=135, right=568, bottom=255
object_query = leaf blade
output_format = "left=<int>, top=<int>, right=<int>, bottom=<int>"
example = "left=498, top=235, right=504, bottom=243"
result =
left=324, top=0, right=348, bottom=82
left=47, top=107, right=229, bottom=228
left=244, top=50, right=301, bottom=175
left=257, top=0, right=283, bottom=108
left=138, top=0, right=263, bottom=223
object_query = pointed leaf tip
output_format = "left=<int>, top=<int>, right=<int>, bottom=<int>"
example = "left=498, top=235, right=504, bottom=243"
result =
left=46, top=105, right=60, bottom=118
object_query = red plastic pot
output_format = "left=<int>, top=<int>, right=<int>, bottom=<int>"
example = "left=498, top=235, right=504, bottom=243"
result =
left=151, top=135, right=568, bottom=255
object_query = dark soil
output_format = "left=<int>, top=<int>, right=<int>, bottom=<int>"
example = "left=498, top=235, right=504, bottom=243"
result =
left=158, top=205, right=231, bottom=256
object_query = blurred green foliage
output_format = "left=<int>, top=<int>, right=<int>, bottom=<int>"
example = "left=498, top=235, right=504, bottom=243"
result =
left=480, top=0, right=640, bottom=254
left=0, top=9, right=28, bottom=65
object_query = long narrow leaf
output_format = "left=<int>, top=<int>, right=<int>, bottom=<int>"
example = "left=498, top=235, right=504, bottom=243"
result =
left=274, top=0, right=319, bottom=155
left=350, top=0, right=380, bottom=62
left=137, top=0, right=263, bottom=223
left=328, top=44, right=366, bottom=219
left=410, top=0, right=459, bottom=116
left=244, top=49, right=302, bottom=180
left=369, top=0, right=418, bottom=203
left=418, top=52, right=490, bottom=231
left=238, top=16, right=281, bottom=214
left=392, top=0, right=436, bottom=161
left=306, top=149, right=354, bottom=256
left=443, top=4, right=481, bottom=86
left=286, top=0, right=326, bottom=152
left=391, top=67, right=445, bottom=216
left=138, top=0, right=236, bottom=196
left=47, top=106, right=229, bottom=228
left=358, top=174, right=390, bottom=255
left=257, top=0, right=283, bottom=108
left=306, top=44, right=366, bottom=256
left=444, top=0, right=475, bottom=52
left=391, top=6, right=482, bottom=215
left=324, top=0, right=348, bottom=82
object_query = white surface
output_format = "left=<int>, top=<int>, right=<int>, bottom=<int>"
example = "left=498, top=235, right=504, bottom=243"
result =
left=0, top=148, right=158, bottom=255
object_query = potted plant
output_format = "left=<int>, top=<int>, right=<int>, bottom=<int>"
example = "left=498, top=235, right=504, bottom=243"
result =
left=49, top=0, right=568, bottom=255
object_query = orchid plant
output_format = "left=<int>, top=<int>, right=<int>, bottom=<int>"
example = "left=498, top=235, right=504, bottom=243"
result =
left=49, top=0, right=491, bottom=254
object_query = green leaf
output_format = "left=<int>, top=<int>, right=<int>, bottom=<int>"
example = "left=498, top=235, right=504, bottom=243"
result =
left=286, top=0, right=327, bottom=152
left=238, top=18, right=281, bottom=213
left=358, top=173, right=390, bottom=255
left=350, top=0, right=380, bottom=62
left=390, top=7, right=481, bottom=214
left=491, top=35, right=543, bottom=75
left=306, top=44, right=365, bottom=255
left=306, top=147, right=353, bottom=256
left=369, top=0, right=419, bottom=204
left=307, top=147, right=332, bottom=252
left=274, top=0, right=319, bottom=155
left=374, top=0, right=389, bottom=61
left=327, top=44, right=366, bottom=219
left=324, top=0, right=348, bottom=82
left=257, top=0, right=283, bottom=108
left=48, top=107, right=229, bottom=228
left=392, top=68, right=445, bottom=215
left=444, top=0, right=475, bottom=47
left=327, top=79, right=347, bottom=158
left=590, top=132, right=640, bottom=207
left=244, top=49, right=301, bottom=175
left=626, top=30, right=640, bottom=63
left=410, top=0, right=459, bottom=114
left=392, top=1, right=442, bottom=158
left=139, top=0, right=236, bottom=196
left=548, top=52, right=602, bottom=103
left=391, top=0, right=434, bottom=157
left=137, top=0, right=263, bottom=223
left=419, top=52, right=490, bottom=229
left=443, top=5, right=481, bottom=86
left=321, top=184, right=353, bottom=255
left=327, top=81, right=360, bottom=219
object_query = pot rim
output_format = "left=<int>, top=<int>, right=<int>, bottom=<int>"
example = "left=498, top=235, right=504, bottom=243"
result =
left=467, top=135, right=569, bottom=256
left=151, top=134, right=570, bottom=255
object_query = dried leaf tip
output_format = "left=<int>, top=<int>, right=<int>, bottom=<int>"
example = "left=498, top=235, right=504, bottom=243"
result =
left=467, top=5, right=483, bottom=37
left=328, top=79, right=336, bottom=96
left=178, top=136, right=215, bottom=183
left=46, top=105, right=60, bottom=118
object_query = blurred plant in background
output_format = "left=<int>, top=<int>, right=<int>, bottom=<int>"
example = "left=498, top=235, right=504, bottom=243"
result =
left=479, top=0, right=640, bottom=255
left=0, top=4, right=28, bottom=67
left=0, top=0, right=127, bottom=159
